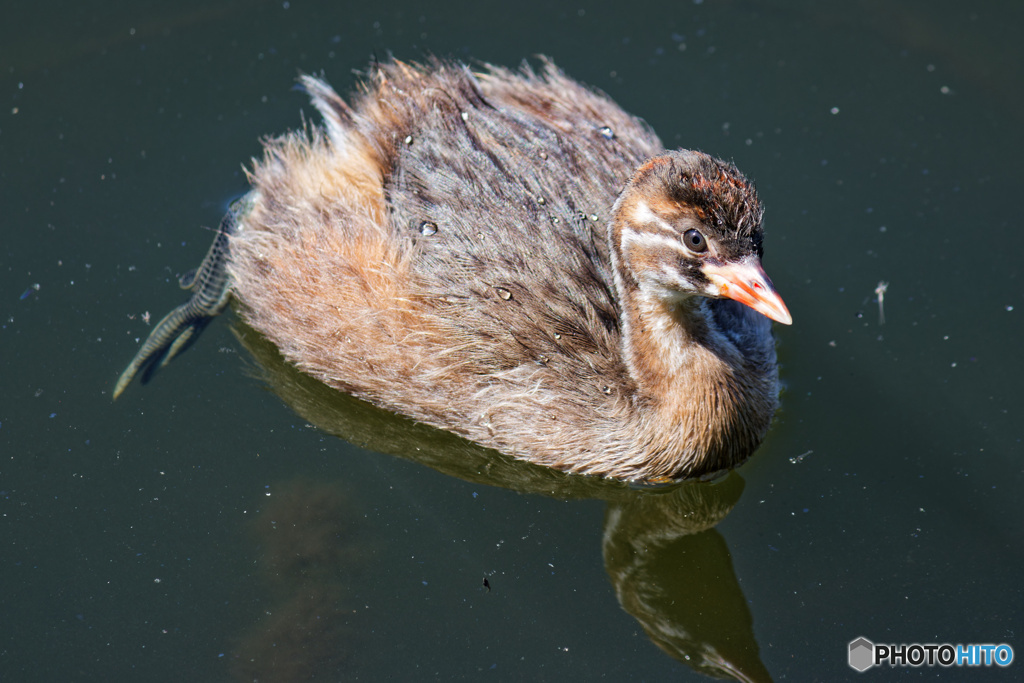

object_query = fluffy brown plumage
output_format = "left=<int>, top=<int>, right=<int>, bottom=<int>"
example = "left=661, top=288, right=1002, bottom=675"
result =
left=124, top=58, right=792, bottom=481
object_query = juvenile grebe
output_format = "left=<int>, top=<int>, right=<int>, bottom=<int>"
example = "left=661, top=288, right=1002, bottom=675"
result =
left=115, top=59, right=791, bottom=482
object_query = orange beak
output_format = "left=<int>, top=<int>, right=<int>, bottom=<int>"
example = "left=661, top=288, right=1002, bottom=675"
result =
left=702, top=258, right=792, bottom=325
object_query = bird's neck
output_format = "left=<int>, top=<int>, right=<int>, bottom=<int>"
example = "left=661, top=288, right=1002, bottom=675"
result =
left=617, top=283, right=734, bottom=402
left=617, top=280, right=768, bottom=477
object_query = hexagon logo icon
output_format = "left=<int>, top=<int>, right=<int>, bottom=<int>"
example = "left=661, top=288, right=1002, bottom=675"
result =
left=849, top=637, right=875, bottom=672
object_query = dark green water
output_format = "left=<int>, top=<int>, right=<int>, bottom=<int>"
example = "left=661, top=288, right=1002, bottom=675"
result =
left=3, top=1, right=1022, bottom=680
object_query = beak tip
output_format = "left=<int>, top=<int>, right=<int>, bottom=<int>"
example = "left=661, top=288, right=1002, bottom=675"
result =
left=773, top=309, right=793, bottom=326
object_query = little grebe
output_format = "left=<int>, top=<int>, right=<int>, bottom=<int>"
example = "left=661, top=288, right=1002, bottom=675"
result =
left=115, top=59, right=791, bottom=482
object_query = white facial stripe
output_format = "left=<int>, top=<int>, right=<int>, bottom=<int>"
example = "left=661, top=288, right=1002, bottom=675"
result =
left=620, top=225, right=684, bottom=253
left=624, top=201, right=721, bottom=260
left=620, top=226, right=695, bottom=296
left=630, top=200, right=677, bottom=234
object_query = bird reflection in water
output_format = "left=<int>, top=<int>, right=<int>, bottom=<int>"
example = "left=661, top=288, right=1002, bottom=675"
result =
left=604, top=480, right=771, bottom=682
left=225, top=323, right=773, bottom=681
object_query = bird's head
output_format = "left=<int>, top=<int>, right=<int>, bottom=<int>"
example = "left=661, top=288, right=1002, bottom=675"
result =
left=610, top=150, right=791, bottom=325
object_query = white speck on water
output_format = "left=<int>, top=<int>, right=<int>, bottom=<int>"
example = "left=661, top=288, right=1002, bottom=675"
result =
left=789, top=450, right=813, bottom=464
left=830, top=106, right=840, bottom=115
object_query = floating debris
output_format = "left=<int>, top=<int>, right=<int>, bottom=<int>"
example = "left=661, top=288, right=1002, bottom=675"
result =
left=875, top=281, right=888, bottom=325
left=789, top=450, right=813, bottom=465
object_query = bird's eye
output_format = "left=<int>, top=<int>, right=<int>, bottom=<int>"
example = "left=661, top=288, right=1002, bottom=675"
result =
left=683, top=229, right=707, bottom=253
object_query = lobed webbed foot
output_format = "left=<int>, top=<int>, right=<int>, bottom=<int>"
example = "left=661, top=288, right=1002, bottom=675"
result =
left=113, top=193, right=255, bottom=399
